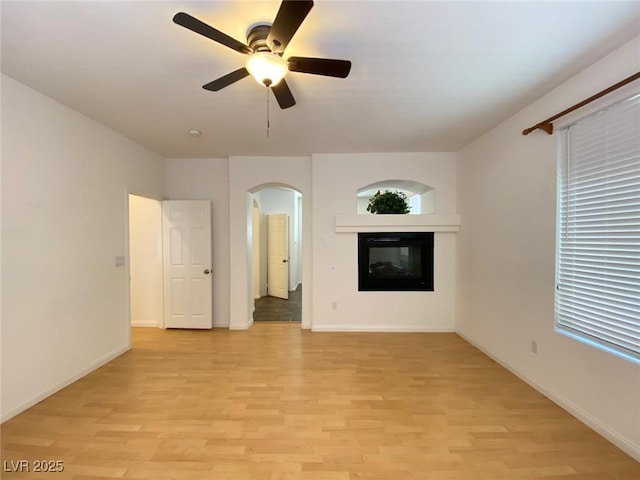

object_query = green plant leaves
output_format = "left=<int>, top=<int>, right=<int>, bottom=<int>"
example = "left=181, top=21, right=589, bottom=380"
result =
left=366, top=190, right=411, bottom=214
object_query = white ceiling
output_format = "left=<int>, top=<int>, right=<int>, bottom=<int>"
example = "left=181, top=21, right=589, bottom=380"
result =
left=2, top=1, right=639, bottom=158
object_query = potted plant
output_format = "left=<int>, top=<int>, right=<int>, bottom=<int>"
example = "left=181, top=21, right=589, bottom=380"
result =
left=366, top=190, right=411, bottom=214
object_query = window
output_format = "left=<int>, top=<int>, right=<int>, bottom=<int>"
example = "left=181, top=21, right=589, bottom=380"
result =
left=556, top=93, right=640, bottom=362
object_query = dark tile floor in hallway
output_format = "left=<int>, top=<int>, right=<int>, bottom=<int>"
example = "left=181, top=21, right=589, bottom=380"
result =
left=253, top=284, right=302, bottom=322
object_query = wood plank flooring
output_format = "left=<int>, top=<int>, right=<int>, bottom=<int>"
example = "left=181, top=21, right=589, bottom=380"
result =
left=2, top=324, right=638, bottom=479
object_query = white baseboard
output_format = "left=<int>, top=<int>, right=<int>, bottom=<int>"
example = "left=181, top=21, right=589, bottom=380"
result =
left=1, top=345, right=130, bottom=424
left=229, top=318, right=253, bottom=330
left=311, top=325, right=454, bottom=333
left=130, top=319, right=158, bottom=327
left=456, top=331, right=640, bottom=462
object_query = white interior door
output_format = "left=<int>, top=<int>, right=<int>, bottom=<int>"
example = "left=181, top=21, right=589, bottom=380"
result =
left=267, top=213, right=289, bottom=300
left=162, top=200, right=212, bottom=329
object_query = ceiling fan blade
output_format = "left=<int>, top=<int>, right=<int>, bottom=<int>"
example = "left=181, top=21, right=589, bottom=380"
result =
left=202, top=68, right=250, bottom=91
left=267, top=0, right=314, bottom=54
left=173, top=12, right=251, bottom=55
left=287, top=57, right=352, bottom=78
left=271, top=79, right=296, bottom=109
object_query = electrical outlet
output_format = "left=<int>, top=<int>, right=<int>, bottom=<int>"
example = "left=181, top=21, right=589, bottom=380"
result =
left=114, top=255, right=126, bottom=267
left=332, top=301, right=338, bottom=310
left=531, top=340, right=538, bottom=354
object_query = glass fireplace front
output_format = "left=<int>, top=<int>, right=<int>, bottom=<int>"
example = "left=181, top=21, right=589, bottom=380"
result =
left=358, top=232, right=434, bottom=291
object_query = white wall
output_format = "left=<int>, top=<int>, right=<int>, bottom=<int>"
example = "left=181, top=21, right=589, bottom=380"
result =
left=165, top=158, right=230, bottom=328
left=312, top=152, right=457, bottom=332
left=1, top=75, right=166, bottom=421
left=128, top=194, right=162, bottom=327
left=228, top=156, right=312, bottom=329
left=456, top=35, right=640, bottom=460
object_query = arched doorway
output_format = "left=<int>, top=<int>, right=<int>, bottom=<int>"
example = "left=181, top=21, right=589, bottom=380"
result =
left=227, top=155, right=312, bottom=331
left=247, top=184, right=304, bottom=325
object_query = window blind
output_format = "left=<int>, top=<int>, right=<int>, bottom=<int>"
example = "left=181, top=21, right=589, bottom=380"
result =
left=556, top=93, right=640, bottom=360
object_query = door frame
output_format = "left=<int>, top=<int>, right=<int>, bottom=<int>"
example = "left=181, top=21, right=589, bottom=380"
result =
left=252, top=199, right=261, bottom=300
left=125, top=190, right=164, bottom=348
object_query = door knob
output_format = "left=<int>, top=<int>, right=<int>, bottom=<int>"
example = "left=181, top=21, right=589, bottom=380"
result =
left=282, top=259, right=288, bottom=263
left=204, top=269, right=211, bottom=274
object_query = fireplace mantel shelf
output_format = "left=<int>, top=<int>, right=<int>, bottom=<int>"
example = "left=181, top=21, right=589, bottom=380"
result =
left=335, top=214, right=460, bottom=233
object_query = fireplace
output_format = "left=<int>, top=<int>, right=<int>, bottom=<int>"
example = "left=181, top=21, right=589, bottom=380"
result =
left=358, top=232, right=434, bottom=291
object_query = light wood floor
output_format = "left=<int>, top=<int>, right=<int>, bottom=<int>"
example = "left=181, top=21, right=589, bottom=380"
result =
left=2, top=324, right=638, bottom=480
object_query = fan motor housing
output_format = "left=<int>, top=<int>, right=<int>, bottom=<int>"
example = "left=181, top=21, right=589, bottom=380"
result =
left=246, top=23, right=272, bottom=53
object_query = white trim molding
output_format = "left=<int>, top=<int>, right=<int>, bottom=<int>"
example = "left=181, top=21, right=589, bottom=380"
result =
left=335, top=214, right=460, bottom=233
left=312, top=325, right=454, bottom=333
left=130, top=319, right=160, bottom=327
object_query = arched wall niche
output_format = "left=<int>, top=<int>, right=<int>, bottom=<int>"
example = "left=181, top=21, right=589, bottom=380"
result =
left=356, top=179, right=435, bottom=214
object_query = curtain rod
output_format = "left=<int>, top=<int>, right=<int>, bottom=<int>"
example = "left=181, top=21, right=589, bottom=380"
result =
left=522, top=71, right=640, bottom=136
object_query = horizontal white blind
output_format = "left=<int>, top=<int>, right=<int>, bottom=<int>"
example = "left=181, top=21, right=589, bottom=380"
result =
left=557, top=93, right=640, bottom=360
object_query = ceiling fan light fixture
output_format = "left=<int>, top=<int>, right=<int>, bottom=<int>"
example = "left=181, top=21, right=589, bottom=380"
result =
left=245, top=52, right=288, bottom=87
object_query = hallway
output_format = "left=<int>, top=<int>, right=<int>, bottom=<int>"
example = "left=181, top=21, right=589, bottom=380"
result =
left=253, top=284, right=302, bottom=322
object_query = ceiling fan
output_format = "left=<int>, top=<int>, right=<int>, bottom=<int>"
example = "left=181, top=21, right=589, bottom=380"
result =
left=173, top=0, right=352, bottom=109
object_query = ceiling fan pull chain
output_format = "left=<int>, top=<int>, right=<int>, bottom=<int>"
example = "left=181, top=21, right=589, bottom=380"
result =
left=266, top=86, right=270, bottom=138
